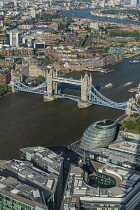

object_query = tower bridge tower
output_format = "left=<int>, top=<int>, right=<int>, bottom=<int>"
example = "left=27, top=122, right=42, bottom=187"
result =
left=44, top=70, right=93, bottom=107
left=43, top=69, right=57, bottom=102
left=125, top=97, right=136, bottom=115
left=10, top=69, right=23, bottom=93
left=78, top=73, right=92, bottom=108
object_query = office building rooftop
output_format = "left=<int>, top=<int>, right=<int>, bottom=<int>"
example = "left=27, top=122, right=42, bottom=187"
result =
left=62, top=164, right=140, bottom=210
left=0, top=175, right=48, bottom=209
left=20, top=146, right=63, bottom=175
left=63, top=131, right=140, bottom=209
left=0, top=159, right=58, bottom=194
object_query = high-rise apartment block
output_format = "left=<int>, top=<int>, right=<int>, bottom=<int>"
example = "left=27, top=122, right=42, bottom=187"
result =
left=31, top=8, right=36, bottom=18
left=131, top=0, right=137, bottom=5
left=7, top=30, right=20, bottom=47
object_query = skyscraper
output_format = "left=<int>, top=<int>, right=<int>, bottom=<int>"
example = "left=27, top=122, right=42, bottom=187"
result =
left=30, top=8, right=36, bottom=18
left=14, top=0, right=17, bottom=7
left=7, top=30, right=20, bottom=47
left=131, top=0, right=137, bottom=6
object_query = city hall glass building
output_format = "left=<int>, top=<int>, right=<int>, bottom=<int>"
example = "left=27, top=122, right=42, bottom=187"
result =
left=80, top=119, right=117, bottom=151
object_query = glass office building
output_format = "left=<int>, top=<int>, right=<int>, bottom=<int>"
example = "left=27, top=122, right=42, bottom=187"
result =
left=80, top=119, right=117, bottom=151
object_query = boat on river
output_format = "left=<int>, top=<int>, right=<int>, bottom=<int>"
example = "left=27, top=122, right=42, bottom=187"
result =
left=128, top=83, right=140, bottom=92
left=104, top=83, right=113, bottom=88
left=84, top=67, right=114, bottom=73
left=104, top=68, right=115, bottom=73
left=127, top=81, right=134, bottom=84
left=128, top=88, right=138, bottom=93
left=84, top=67, right=103, bottom=72
left=129, top=60, right=139, bottom=64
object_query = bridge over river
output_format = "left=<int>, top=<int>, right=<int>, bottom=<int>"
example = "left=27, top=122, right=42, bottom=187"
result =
left=10, top=70, right=140, bottom=114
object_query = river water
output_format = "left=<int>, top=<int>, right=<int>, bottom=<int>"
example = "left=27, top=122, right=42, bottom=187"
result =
left=0, top=56, right=140, bottom=160
left=58, top=8, right=140, bottom=26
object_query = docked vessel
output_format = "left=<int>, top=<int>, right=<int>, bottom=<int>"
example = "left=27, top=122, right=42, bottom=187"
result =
left=84, top=67, right=114, bottom=73
left=99, top=68, right=110, bottom=73
left=128, top=84, right=140, bottom=93
left=128, top=88, right=138, bottom=93
left=129, top=60, right=139, bottom=64
left=104, top=68, right=115, bottom=73
left=84, top=67, right=103, bottom=72
left=104, top=83, right=113, bottom=88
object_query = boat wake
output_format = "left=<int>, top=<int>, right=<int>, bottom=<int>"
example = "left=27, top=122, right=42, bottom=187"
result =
left=115, top=81, right=134, bottom=93
left=125, top=81, right=134, bottom=85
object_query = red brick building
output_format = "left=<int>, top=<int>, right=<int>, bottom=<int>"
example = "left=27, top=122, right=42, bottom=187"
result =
left=0, top=69, right=11, bottom=84
left=45, top=10, right=56, bottom=15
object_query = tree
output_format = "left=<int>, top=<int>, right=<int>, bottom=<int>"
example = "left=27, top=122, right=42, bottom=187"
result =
left=136, top=119, right=140, bottom=125
left=64, top=47, right=69, bottom=51
left=33, top=48, right=38, bottom=55
left=65, top=28, right=71, bottom=32
left=137, top=98, right=140, bottom=105
left=137, top=125, right=140, bottom=134
left=41, top=58, right=51, bottom=65
left=8, top=66, right=14, bottom=71
left=132, top=113, right=139, bottom=118
left=36, top=75, right=45, bottom=84
left=0, top=55, right=5, bottom=60
left=125, top=120, right=137, bottom=130
left=59, top=22, right=65, bottom=29
left=38, top=52, right=45, bottom=56
left=0, top=84, right=11, bottom=96
left=75, top=31, right=79, bottom=36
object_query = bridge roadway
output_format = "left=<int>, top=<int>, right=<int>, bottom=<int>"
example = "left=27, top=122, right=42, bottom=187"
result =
left=14, top=86, right=81, bottom=101
left=54, top=93, right=81, bottom=101
left=12, top=79, right=140, bottom=113
left=52, top=77, right=81, bottom=86
left=15, top=87, right=45, bottom=95
left=14, top=86, right=140, bottom=112
left=55, top=94, right=127, bottom=110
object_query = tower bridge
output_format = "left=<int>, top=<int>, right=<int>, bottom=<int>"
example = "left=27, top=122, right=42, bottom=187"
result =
left=10, top=69, right=140, bottom=113
left=52, top=77, right=81, bottom=86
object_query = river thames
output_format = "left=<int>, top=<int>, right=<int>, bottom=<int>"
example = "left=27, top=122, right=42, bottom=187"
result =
left=58, top=8, right=140, bottom=26
left=1, top=55, right=140, bottom=160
